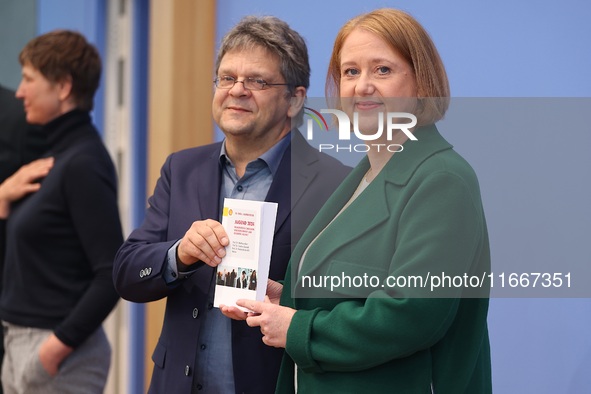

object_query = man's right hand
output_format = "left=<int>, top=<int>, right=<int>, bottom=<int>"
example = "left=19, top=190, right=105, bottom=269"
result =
left=176, top=219, right=229, bottom=268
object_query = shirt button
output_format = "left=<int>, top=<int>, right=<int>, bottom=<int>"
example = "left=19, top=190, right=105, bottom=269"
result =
left=200, top=344, right=207, bottom=350
left=192, top=308, right=199, bottom=318
left=184, top=365, right=191, bottom=376
left=237, top=185, right=243, bottom=192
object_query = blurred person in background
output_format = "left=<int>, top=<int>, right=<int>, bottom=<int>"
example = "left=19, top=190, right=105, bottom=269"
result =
left=0, top=83, right=47, bottom=394
left=0, top=30, right=122, bottom=394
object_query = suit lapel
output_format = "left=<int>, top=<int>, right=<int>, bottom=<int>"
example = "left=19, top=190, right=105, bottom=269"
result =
left=265, top=145, right=292, bottom=234
left=194, top=144, right=223, bottom=221
left=183, top=144, right=223, bottom=292
left=265, top=131, right=319, bottom=234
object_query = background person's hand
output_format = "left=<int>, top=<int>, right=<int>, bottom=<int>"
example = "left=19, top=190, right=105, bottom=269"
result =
left=38, top=333, right=73, bottom=377
left=0, top=157, right=54, bottom=218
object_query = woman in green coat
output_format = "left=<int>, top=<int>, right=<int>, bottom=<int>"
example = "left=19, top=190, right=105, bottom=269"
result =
left=225, top=8, right=492, bottom=393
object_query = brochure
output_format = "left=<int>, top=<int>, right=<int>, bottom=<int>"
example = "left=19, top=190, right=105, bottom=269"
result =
left=213, top=198, right=278, bottom=311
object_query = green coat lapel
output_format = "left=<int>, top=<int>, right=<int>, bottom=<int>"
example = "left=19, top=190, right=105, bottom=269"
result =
left=380, top=124, right=453, bottom=186
left=292, top=125, right=453, bottom=286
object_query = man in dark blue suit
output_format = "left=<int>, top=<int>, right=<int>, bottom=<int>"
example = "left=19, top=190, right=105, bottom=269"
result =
left=113, top=16, right=350, bottom=394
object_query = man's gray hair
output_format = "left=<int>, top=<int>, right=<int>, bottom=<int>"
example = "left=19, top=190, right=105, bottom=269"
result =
left=215, top=16, right=310, bottom=95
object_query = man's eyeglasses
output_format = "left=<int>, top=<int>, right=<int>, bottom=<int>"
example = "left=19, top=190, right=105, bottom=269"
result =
left=213, top=76, right=292, bottom=91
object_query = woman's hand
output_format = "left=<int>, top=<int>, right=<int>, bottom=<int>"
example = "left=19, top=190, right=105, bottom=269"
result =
left=220, top=279, right=285, bottom=321
left=38, top=333, right=74, bottom=376
left=219, top=304, right=248, bottom=321
left=236, top=296, right=296, bottom=348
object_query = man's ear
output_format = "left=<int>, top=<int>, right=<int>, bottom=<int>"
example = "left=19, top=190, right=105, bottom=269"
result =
left=287, top=86, right=307, bottom=118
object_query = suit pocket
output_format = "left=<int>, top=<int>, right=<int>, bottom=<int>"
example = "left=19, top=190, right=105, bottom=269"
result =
left=152, top=341, right=166, bottom=369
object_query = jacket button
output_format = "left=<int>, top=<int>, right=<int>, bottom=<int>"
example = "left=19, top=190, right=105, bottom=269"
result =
left=184, top=365, right=190, bottom=376
left=200, top=344, right=206, bottom=350
left=207, top=303, right=213, bottom=310
left=139, top=268, right=152, bottom=278
left=192, top=308, right=199, bottom=318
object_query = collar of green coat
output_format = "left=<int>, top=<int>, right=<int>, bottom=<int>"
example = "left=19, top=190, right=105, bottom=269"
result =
left=295, top=124, right=453, bottom=238
left=380, top=124, right=453, bottom=186
left=288, top=125, right=453, bottom=279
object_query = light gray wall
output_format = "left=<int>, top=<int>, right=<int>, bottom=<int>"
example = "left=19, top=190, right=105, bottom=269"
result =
left=0, top=0, right=37, bottom=89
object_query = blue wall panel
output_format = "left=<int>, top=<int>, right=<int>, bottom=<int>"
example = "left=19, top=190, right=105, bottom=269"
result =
left=37, top=0, right=107, bottom=135
left=32, top=1, right=591, bottom=392
left=216, top=1, right=591, bottom=392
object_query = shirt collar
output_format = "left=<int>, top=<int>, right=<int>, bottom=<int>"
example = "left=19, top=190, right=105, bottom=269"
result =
left=218, top=132, right=292, bottom=177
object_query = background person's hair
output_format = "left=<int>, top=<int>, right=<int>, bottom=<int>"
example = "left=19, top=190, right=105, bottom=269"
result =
left=19, top=30, right=101, bottom=112
left=215, top=15, right=310, bottom=126
left=326, top=8, right=450, bottom=126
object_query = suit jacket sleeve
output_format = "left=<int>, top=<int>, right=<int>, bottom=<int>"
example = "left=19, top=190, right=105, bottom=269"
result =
left=113, top=153, right=194, bottom=302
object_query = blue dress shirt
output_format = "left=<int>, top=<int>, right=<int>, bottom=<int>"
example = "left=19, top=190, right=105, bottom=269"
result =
left=164, top=133, right=290, bottom=393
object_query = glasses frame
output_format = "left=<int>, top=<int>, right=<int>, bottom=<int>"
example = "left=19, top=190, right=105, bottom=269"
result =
left=213, top=76, right=292, bottom=91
